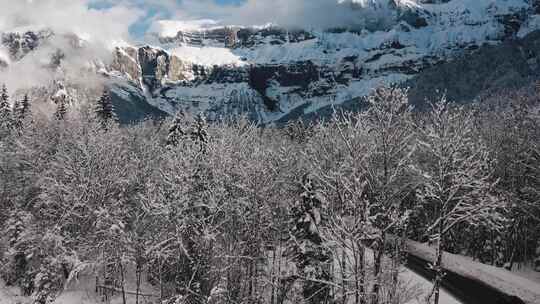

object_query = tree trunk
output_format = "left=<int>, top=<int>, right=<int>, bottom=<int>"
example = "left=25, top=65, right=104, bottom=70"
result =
left=354, top=239, right=366, bottom=304
left=506, top=220, right=521, bottom=271
left=389, top=237, right=401, bottom=304
left=433, top=239, right=443, bottom=304
left=135, top=261, right=142, bottom=304
left=120, top=260, right=127, bottom=304
left=159, top=259, right=163, bottom=300
left=491, top=230, right=496, bottom=266
left=353, top=243, right=359, bottom=304
left=430, top=219, right=445, bottom=304
left=271, top=249, right=276, bottom=304
left=371, top=232, right=386, bottom=304
left=341, top=243, right=347, bottom=304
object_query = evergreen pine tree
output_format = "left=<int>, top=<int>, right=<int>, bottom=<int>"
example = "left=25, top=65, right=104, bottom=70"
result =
left=166, top=113, right=186, bottom=148
left=13, top=94, right=31, bottom=130
left=95, top=90, right=117, bottom=129
left=54, top=96, right=68, bottom=121
left=285, top=119, right=313, bottom=143
left=0, top=84, right=13, bottom=131
left=190, top=113, right=208, bottom=152
left=1, top=84, right=9, bottom=104
left=12, top=100, right=22, bottom=127
left=19, top=94, right=30, bottom=118
left=288, top=174, right=332, bottom=304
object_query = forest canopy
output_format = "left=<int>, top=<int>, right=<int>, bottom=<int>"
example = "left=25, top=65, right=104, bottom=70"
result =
left=0, top=84, right=539, bottom=304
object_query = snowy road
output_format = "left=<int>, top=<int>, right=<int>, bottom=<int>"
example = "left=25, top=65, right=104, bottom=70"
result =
left=402, top=261, right=462, bottom=304
left=405, top=253, right=527, bottom=304
left=352, top=246, right=463, bottom=304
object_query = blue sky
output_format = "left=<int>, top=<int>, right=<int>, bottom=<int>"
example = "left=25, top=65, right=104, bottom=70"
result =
left=1, top=0, right=357, bottom=44
left=90, top=0, right=244, bottom=38
left=84, top=0, right=363, bottom=40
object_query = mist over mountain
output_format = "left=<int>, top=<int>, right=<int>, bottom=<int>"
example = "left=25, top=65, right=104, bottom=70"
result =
left=158, top=0, right=402, bottom=32
left=1, top=0, right=540, bottom=122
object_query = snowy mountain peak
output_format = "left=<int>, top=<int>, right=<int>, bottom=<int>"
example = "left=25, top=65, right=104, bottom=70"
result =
left=2, top=0, right=540, bottom=123
left=153, top=19, right=223, bottom=38
left=103, top=0, right=540, bottom=123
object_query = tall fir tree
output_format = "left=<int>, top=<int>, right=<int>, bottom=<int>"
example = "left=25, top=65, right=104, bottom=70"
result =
left=0, top=84, right=13, bottom=132
left=288, top=174, right=332, bottom=304
left=190, top=113, right=208, bottom=152
left=94, top=89, right=117, bottom=129
left=13, top=94, right=31, bottom=130
left=166, top=113, right=186, bottom=148
left=54, top=96, right=68, bottom=121
left=19, top=94, right=30, bottom=118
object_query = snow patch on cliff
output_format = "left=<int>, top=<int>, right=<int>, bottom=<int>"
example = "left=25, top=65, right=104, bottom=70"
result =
left=170, top=46, right=247, bottom=67
left=519, top=15, right=540, bottom=38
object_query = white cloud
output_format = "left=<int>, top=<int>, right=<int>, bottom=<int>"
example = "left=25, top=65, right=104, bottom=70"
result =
left=0, top=0, right=143, bottom=92
left=0, top=0, right=400, bottom=92
left=0, top=0, right=142, bottom=45
left=161, top=0, right=397, bottom=31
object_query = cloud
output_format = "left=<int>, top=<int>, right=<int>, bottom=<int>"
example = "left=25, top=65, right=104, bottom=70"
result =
left=0, top=0, right=142, bottom=92
left=0, top=0, right=399, bottom=93
left=160, top=0, right=397, bottom=31
left=0, top=0, right=142, bottom=45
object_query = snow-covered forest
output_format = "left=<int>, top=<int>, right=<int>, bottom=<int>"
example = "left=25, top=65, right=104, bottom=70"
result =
left=0, top=84, right=539, bottom=304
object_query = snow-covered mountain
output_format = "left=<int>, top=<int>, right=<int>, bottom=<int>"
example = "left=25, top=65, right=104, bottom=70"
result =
left=2, top=0, right=540, bottom=123
left=107, top=0, right=540, bottom=122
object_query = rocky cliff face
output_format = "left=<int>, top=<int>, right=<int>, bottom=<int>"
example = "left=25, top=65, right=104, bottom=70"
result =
left=2, top=0, right=540, bottom=123
left=104, top=0, right=540, bottom=123
left=1, top=29, right=53, bottom=61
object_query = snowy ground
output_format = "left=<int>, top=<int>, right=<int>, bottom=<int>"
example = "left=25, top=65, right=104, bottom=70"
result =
left=264, top=245, right=463, bottom=304
left=401, top=266, right=461, bottom=304
left=456, top=254, right=540, bottom=285
left=0, top=279, right=29, bottom=304
left=512, top=263, right=540, bottom=285
left=0, top=262, right=160, bottom=304
left=0, top=258, right=463, bottom=304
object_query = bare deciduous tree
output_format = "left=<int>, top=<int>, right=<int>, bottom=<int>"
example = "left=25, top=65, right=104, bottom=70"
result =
left=414, top=98, right=502, bottom=304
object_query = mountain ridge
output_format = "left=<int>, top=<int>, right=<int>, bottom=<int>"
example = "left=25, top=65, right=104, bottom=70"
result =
left=1, top=0, right=540, bottom=123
